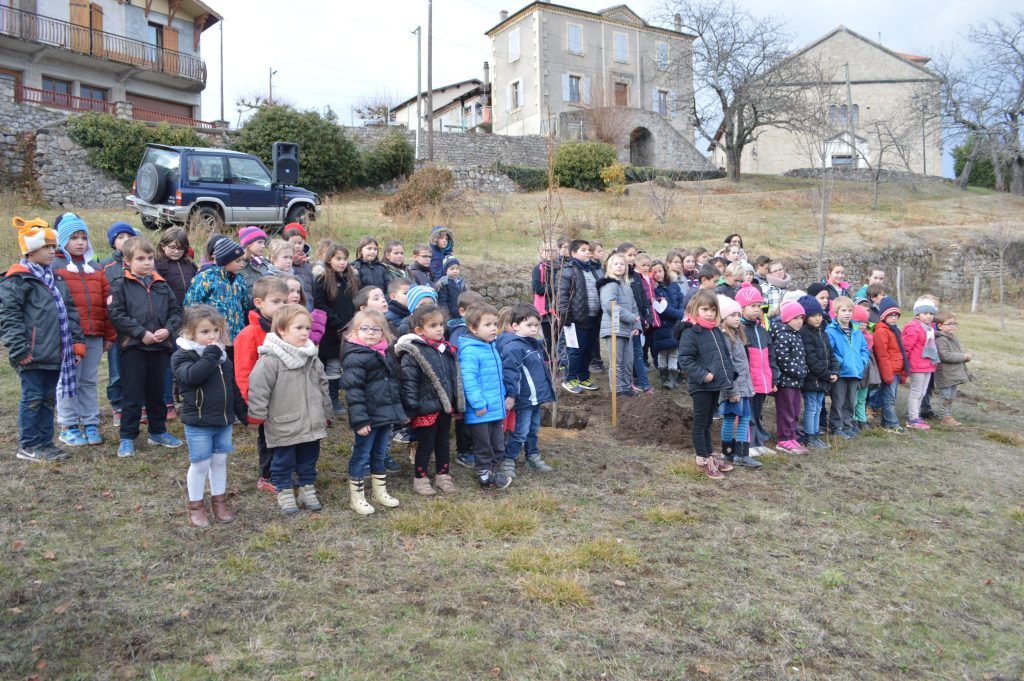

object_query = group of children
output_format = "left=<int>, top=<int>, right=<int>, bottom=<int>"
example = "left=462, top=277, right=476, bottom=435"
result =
left=535, top=234, right=974, bottom=480
left=1, top=217, right=561, bottom=526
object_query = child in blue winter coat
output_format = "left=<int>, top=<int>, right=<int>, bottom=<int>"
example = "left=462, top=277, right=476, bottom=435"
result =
left=497, top=303, right=555, bottom=479
left=458, top=303, right=511, bottom=490
left=429, top=226, right=454, bottom=280
left=825, top=296, right=870, bottom=438
left=651, top=260, right=684, bottom=389
left=435, top=256, right=468, bottom=322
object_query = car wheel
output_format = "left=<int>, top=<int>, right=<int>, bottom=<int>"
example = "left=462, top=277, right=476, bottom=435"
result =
left=140, top=216, right=160, bottom=231
left=189, top=206, right=224, bottom=233
left=135, top=163, right=166, bottom=203
left=285, top=204, right=313, bottom=227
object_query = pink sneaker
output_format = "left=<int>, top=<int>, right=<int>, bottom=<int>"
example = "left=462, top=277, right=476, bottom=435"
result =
left=907, top=419, right=931, bottom=430
left=776, top=440, right=802, bottom=453
left=697, top=457, right=725, bottom=480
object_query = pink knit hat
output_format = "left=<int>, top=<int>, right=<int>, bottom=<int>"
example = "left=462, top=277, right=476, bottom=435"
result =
left=717, top=295, right=742, bottom=319
left=852, top=305, right=869, bottom=324
left=239, top=226, right=268, bottom=248
left=735, top=281, right=764, bottom=307
left=780, top=300, right=805, bottom=323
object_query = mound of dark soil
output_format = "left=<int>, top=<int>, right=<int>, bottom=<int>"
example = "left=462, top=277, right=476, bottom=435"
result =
left=614, top=393, right=692, bottom=446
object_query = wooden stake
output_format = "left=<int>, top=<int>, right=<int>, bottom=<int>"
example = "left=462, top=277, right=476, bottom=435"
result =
left=610, top=300, right=617, bottom=427
left=971, top=272, right=981, bottom=313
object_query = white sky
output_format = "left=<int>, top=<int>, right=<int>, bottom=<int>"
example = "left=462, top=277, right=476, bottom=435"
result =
left=198, top=0, right=1019, bottom=175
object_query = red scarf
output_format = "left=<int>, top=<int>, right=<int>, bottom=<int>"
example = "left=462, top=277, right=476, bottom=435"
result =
left=350, top=337, right=389, bottom=357
left=419, top=335, right=453, bottom=354
left=688, top=315, right=717, bottom=330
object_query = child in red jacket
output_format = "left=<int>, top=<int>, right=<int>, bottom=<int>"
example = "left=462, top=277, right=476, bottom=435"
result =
left=901, top=297, right=939, bottom=429
left=872, top=297, right=905, bottom=432
left=234, top=276, right=290, bottom=492
left=53, top=214, right=117, bottom=447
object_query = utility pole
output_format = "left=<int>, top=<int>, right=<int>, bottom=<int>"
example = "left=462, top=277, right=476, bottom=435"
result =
left=427, top=0, right=433, bottom=161
left=844, top=63, right=855, bottom=168
left=219, top=20, right=224, bottom=123
left=269, top=67, right=277, bottom=104
left=413, top=26, right=422, bottom=161
left=920, top=100, right=927, bottom=176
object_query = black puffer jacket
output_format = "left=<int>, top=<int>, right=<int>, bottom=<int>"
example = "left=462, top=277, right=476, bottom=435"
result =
left=352, top=258, right=392, bottom=291
left=770, top=320, right=808, bottom=388
left=156, top=258, right=198, bottom=305
left=394, top=334, right=464, bottom=417
left=0, top=264, right=85, bottom=370
left=108, top=270, right=182, bottom=352
left=313, top=272, right=356, bottom=363
left=341, top=341, right=407, bottom=431
left=676, top=320, right=736, bottom=395
left=799, top=323, right=834, bottom=392
left=556, top=260, right=593, bottom=327
left=627, top=267, right=652, bottom=326
left=171, top=344, right=247, bottom=427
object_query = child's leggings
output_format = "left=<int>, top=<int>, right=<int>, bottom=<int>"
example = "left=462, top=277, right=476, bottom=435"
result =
left=750, top=393, right=769, bottom=446
left=854, top=386, right=869, bottom=422
left=720, top=404, right=750, bottom=444
left=907, top=372, right=930, bottom=421
left=690, top=391, right=719, bottom=457
left=656, top=349, right=678, bottom=370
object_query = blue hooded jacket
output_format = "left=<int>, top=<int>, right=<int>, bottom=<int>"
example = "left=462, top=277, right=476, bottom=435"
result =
left=458, top=333, right=506, bottom=424
left=825, top=318, right=870, bottom=379
left=496, top=332, right=555, bottom=411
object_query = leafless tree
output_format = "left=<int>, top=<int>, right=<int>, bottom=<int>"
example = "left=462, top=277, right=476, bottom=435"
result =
left=863, top=115, right=920, bottom=209
left=656, top=0, right=803, bottom=182
left=235, top=90, right=294, bottom=113
left=353, top=90, right=399, bottom=126
left=933, top=13, right=1024, bottom=195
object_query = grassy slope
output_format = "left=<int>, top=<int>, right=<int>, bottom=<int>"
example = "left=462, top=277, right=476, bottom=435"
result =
left=0, top=182, right=1023, bottom=680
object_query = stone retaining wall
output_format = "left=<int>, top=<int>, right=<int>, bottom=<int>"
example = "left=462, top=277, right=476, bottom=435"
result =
left=346, top=126, right=551, bottom=169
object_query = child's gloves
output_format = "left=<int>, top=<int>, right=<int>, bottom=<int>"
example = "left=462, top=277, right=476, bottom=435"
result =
left=310, top=309, right=327, bottom=345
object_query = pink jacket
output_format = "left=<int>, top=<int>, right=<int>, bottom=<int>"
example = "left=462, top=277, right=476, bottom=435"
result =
left=901, top=320, right=937, bottom=373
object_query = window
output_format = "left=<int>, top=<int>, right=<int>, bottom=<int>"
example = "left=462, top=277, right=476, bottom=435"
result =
left=839, top=104, right=848, bottom=127
left=79, top=84, right=107, bottom=112
left=562, top=74, right=590, bottom=104
left=146, top=21, right=163, bottom=62
left=228, top=156, right=272, bottom=189
left=829, top=104, right=837, bottom=128
left=657, top=90, right=669, bottom=116
left=569, top=75, right=581, bottom=103
left=508, top=79, right=523, bottom=110
left=851, top=104, right=859, bottom=127
left=656, top=41, right=669, bottom=70
left=614, top=82, right=629, bottom=107
left=614, top=33, right=629, bottom=63
left=187, top=155, right=226, bottom=183
left=831, top=154, right=854, bottom=168
left=508, top=27, right=520, bottom=61
left=567, top=23, right=582, bottom=55
left=41, top=76, right=71, bottom=106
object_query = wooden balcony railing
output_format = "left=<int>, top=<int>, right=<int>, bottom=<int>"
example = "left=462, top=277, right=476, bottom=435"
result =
left=132, top=106, right=214, bottom=129
left=15, top=83, right=116, bottom=114
left=0, top=5, right=206, bottom=83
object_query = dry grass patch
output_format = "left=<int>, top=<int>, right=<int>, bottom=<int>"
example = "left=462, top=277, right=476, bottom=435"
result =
left=643, top=506, right=698, bottom=525
left=384, top=496, right=539, bottom=539
left=1007, top=506, right=1024, bottom=524
left=819, top=568, right=849, bottom=590
left=519, top=573, right=593, bottom=608
left=666, top=459, right=706, bottom=481
left=505, top=537, right=640, bottom=574
left=983, top=430, right=1024, bottom=447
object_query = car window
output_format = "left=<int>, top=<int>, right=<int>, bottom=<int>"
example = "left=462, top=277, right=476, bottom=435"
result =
left=186, top=155, right=226, bottom=184
left=228, top=157, right=272, bottom=189
left=143, top=147, right=180, bottom=175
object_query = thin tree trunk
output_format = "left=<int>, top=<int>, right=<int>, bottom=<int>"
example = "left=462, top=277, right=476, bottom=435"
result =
left=872, top=171, right=881, bottom=209
left=727, top=144, right=742, bottom=182
left=817, top=177, right=830, bottom=279
left=1011, top=155, right=1024, bottom=196
left=990, top=136, right=1006, bottom=192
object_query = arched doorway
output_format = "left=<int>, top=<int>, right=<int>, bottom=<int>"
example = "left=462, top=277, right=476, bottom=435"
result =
left=629, top=127, right=654, bottom=167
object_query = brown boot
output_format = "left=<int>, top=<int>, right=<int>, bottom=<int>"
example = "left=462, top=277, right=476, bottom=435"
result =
left=187, top=499, right=209, bottom=528
left=210, top=494, right=234, bottom=523
left=939, top=415, right=961, bottom=428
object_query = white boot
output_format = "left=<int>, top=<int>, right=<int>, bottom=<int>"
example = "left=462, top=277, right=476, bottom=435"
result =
left=370, top=474, right=400, bottom=508
left=349, top=479, right=375, bottom=516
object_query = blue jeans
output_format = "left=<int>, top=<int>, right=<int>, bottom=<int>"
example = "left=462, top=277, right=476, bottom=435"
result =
left=631, top=334, right=651, bottom=389
left=271, top=440, right=320, bottom=491
left=18, top=369, right=59, bottom=449
left=348, top=424, right=394, bottom=479
left=164, top=365, right=175, bottom=406
left=183, top=424, right=233, bottom=463
left=106, top=344, right=122, bottom=411
left=880, top=380, right=900, bottom=427
left=802, top=390, right=826, bottom=436
left=566, top=319, right=598, bottom=382
left=504, top=405, right=542, bottom=460
left=867, top=385, right=883, bottom=409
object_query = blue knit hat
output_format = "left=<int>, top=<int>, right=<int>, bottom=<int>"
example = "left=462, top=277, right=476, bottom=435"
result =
left=797, top=294, right=823, bottom=318
left=442, top=255, right=460, bottom=273
left=878, top=296, right=901, bottom=321
left=407, top=285, right=438, bottom=313
left=56, top=213, right=95, bottom=271
left=107, top=221, right=137, bottom=248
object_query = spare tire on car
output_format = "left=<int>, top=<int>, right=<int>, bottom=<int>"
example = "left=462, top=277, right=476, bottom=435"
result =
left=135, top=163, right=166, bottom=203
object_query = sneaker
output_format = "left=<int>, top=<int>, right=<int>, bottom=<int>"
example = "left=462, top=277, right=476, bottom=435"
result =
left=616, top=390, right=635, bottom=398
left=884, top=424, right=906, bottom=434
left=455, top=452, right=475, bottom=468
left=147, top=432, right=183, bottom=448
left=807, top=436, right=830, bottom=449
left=712, top=455, right=734, bottom=472
left=16, top=446, right=60, bottom=463
left=500, top=458, right=517, bottom=479
left=393, top=429, right=414, bottom=444
left=757, top=444, right=776, bottom=455
left=526, top=454, right=553, bottom=472
left=257, top=477, right=277, bottom=494
left=698, top=457, right=725, bottom=480
left=39, top=443, right=70, bottom=461
left=562, top=380, right=583, bottom=395
left=776, top=440, right=802, bottom=454
left=117, top=439, right=136, bottom=458
left=733, top=455, right=763, bottom=468
left=59, top=427, right=89, bottom=447
left=837, top=430, right=856, bottom=440
left=589, top=360, right=605, bottom=372
left=479, top=471, right=513, bottom=490
left=907, top=419, right=931, bottom=430
left=84, top=424, right=102, bottom=446
left=332, top=397, right=347, bottom=415
left=384, top=455, right=402, bottom=474
left=578, top=379, right=599, bottom=391
left=165, top=405, right=177, bottom=420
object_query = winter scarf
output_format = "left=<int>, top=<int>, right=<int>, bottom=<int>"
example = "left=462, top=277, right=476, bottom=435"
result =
left=766, top=272, right=792, bottom=290
left=918, top=320, right=940, bottom=364
left=420, top=335, right=453, bottom=354
left=258, top=332, right=319, bottom=368
left=349, top=337, right=389, bottom=357
left=688, top=315, right=717, bottom=330
left=24, top=259, right=77, bottom=397
left=570, top=256, right=592, bottom=271
left=175, top=336, right=227, bottom=363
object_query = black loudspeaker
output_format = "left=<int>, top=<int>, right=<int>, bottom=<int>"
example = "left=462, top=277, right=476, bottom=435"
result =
left=272, top=141, right=300, bottom=184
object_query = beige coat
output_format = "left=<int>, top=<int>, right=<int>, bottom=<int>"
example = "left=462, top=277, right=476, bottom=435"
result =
left=247, top=333, right=332, bottom=448
left=935, top=331, right=971, bottom=389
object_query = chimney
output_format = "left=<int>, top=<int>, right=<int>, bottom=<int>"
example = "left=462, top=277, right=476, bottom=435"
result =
left=483, top=61, right=490, bottom=84
left=674, top=13, right=682, bottom=32
left=482, top=62, right=490, bottom=106
left=500, top=10, right=508, bottom=21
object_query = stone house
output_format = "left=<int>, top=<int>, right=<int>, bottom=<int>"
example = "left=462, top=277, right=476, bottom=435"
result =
left=391, top=78, right=483, bottom=132
left=710, top=26, right=942, bottom=176
left=484, top=1, right=711, bottom=171
left=0, top=0, right=219, bottom=125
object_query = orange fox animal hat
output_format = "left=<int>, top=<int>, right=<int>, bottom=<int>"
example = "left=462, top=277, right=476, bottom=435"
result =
left=13, top=216, right=57, bottom=256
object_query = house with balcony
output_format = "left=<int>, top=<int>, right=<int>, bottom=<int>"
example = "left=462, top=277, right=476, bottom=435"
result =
left=0, top=0, right=219, bottom=126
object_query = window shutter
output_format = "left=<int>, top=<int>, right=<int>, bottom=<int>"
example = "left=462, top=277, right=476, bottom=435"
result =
left=505, top=84, right=512, bottom=112
left=89, top=3, right=105, bottom=56
left=651, top=88, right=658, bottom=112
left=581, top=77, right=591, bottom=105
left=516, top=83, right=523, bottom=109
left=509, top=28, right=520, bottom=61
left=162, top=25, right=179, bottom=75
left=670, top=91, right=677, bottom=118
left=562, top=74, right=571, bottom=102
left=69, top=0, right=89, bottom=52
